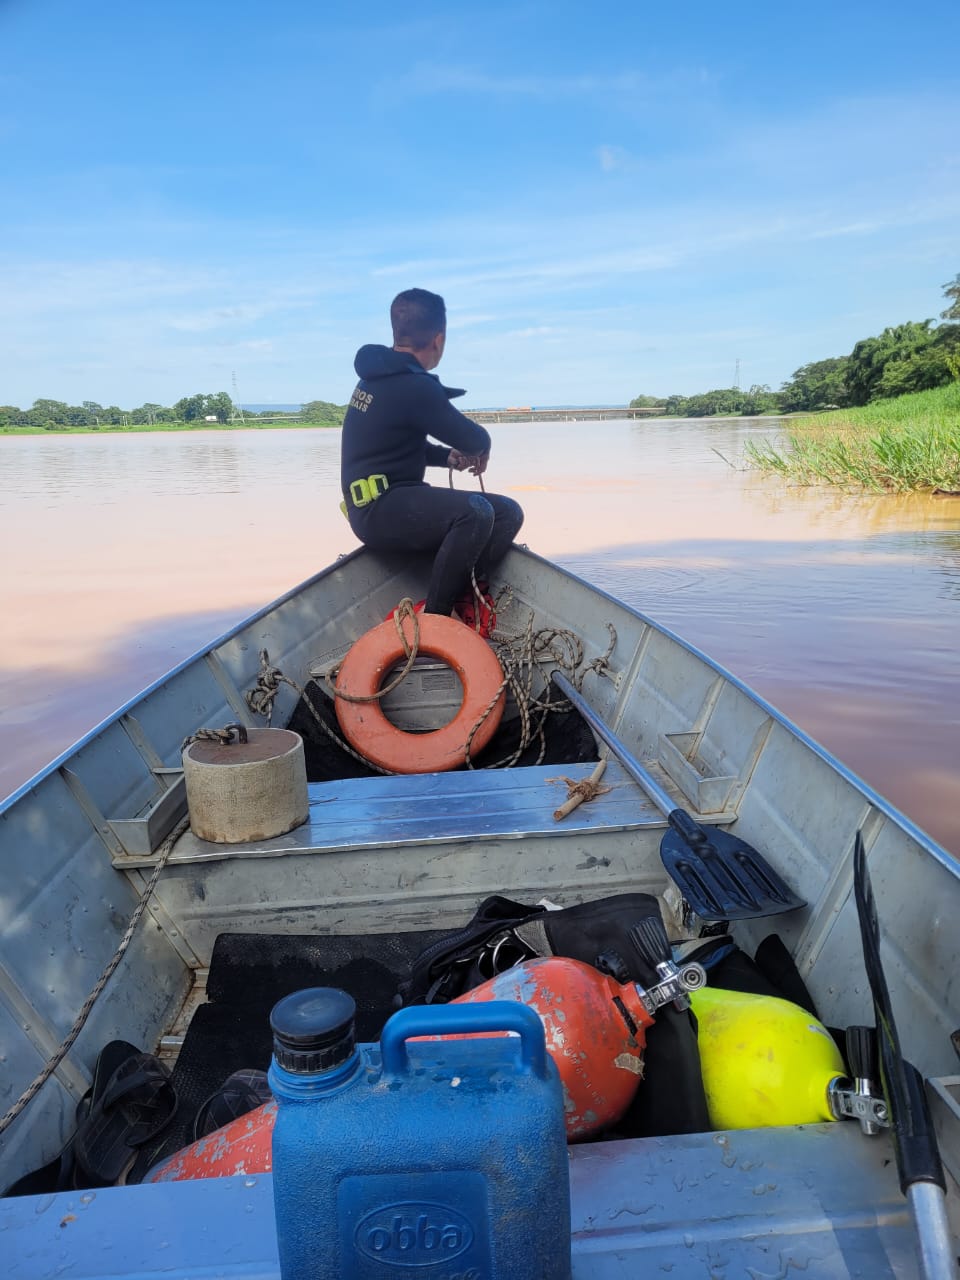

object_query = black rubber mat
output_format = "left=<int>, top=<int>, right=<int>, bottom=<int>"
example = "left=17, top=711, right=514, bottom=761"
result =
left=129, top=929, right=448, bottom=1182
left=204, top=931, right=444, bottom=1008
left=289, top=680, right=598, bottom=782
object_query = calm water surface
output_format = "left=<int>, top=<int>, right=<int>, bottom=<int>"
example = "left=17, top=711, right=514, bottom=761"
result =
left=1, top=420, right=958, bottom=854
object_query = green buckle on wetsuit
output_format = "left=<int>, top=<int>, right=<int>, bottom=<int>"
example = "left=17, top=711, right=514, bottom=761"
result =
left=339, top=473, right=389, bottom=517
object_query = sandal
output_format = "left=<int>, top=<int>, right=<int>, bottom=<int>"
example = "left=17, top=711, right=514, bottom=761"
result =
left=193, top=1069, right=272, bottom=1140
left=2, top=1041, right=138, bottom=1195
left=73, top=1046, right=177, bottom=1187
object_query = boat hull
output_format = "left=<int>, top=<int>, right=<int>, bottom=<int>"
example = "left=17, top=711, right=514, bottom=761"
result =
left=1, top=545, right=958, bottom=1272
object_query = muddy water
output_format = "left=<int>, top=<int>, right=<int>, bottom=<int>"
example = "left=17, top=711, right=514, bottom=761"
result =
left=1, top=420, right=958, bottom=854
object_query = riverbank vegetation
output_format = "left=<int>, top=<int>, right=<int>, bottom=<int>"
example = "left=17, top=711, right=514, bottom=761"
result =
left=5, top=275, right=958, bottom=443
left=631, top=272, right=960, bottom=419
left=0, top=395, right=346, bottom=433
left=744, top=381, right=960, bottom=492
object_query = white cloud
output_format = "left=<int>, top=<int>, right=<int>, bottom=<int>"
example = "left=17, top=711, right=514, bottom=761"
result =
left=371, top=256, right=493, bottom=279
left=166, top=305, right=270, bottom=332
left=392, top=64, right=714, bottom=103
left=396, top=66, right=637, bottom=98
left=448, top=313, right=498, bottom=329
left=505, top=326, right=558, bottom=338
left=165, top=301, right=313, bottom=333
left=597, top=145, right=629, bottom=173
left=0, top=258, right=226, bottom=315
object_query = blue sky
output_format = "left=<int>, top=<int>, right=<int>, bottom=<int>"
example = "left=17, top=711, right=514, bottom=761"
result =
left=2, top=0, right=959, bottom=409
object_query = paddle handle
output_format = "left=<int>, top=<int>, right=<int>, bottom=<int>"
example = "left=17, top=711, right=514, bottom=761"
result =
left=909, top=1182, right=960, bottom=1280
left=880, top=1051, right=946, bottom=1197
left=854, top=833, right=957, bottom=1280
left=667, top=808, right=711, bottom=850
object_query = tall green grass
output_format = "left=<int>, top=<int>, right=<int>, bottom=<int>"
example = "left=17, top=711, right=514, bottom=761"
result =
left=745, top=382, right=960, bottom=492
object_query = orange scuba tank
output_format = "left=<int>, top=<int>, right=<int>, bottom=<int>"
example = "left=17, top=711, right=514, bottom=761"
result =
left=146, top=1099, right=276, bottom=1183
left=452, top=919, right=707, bottom=1140
left=453, top=957, right=651, bottom=1139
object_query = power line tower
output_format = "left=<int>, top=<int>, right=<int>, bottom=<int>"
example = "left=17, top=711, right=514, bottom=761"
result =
left=734, top=358, right=741, bottom=391
left=231, top=371, right=246, bottom=425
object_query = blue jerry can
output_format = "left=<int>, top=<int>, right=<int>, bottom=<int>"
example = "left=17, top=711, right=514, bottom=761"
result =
left=269, top=988, right=572, bottom=1280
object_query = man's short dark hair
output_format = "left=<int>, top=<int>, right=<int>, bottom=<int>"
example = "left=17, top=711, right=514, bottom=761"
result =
left=391, top=288, right=446, bottom=349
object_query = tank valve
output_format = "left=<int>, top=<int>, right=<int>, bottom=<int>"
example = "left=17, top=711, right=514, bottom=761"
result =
left=628, top=917, right=707, bottom=1013
left=828, top=1025, right=889, bottom=1135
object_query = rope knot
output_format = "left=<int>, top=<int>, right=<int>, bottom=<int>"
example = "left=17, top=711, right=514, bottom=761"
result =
left=391, top=597, right=421, bottom=659
left=181, top=723, right=248, bottom=753
left=246, top=648, right=287, bottom=723
left=549, top=770, right=613, bottom=821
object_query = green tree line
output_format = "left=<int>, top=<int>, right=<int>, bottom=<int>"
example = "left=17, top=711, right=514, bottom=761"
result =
left=0, top=394, right=347, bottom=430
left=631, top=273, right=960, bottom=418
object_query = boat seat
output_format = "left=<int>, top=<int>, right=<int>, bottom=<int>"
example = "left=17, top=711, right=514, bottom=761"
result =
left=164, top=757, right=722, bottom=865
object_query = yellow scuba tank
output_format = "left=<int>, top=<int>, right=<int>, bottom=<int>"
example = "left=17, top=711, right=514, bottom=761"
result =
left=690, top=987, right=846, bottom=1130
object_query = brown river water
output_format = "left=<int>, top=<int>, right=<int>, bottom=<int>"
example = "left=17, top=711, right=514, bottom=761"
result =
left=1, top=419, right=958, bottom=855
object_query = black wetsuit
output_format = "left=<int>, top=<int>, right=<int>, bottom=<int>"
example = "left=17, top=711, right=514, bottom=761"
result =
left=340, top=345, right=524, bottom=614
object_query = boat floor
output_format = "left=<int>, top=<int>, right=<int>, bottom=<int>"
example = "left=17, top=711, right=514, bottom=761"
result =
left=5, top=1121, right=920, bottom=1277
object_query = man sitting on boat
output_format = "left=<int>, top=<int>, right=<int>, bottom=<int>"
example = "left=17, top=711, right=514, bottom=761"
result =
left=340, top=287, right=524, bottom=626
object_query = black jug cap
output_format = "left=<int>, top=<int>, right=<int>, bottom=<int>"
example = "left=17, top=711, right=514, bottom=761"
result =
left=270, top=987, right=357, bottom=1075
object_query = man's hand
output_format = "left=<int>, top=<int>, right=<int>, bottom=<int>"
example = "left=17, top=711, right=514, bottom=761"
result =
left=448, top=449, right=489, bottom=476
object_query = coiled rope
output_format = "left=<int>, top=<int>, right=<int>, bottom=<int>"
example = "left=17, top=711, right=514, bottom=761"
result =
left=323, top=599, right=423, bottom=704
left=245, top=599, right=461, bottom=776
left=245, top=643, right=402, bottom=777
left=247, top=580, right=618, bottom=775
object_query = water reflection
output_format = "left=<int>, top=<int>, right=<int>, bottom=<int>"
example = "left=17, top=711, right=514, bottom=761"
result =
left=0, top=428, right=344, bottom=505
left=1, top=420, right=957, bottom=854
left=933, top=532, right=960, bottom=600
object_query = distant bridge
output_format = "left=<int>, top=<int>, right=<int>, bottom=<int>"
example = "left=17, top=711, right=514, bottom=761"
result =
left=466, top=406, right=661, bottom=424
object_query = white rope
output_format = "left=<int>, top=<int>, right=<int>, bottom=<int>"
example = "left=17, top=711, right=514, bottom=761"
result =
left=0, top=816, right=187, bottom=1138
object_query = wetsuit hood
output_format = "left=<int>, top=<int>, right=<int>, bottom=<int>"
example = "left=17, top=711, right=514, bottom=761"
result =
left=353, top=344, right=465, bottom=399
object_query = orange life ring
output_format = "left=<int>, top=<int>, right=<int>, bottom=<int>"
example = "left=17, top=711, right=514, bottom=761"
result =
left=335, top=613, right=505, bottom=774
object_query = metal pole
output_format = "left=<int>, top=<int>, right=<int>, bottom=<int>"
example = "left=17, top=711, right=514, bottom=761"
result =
left=551, top=672, right=675, bottom=817
left=907, top=1183, right=959, bottom=1280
